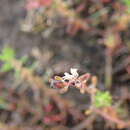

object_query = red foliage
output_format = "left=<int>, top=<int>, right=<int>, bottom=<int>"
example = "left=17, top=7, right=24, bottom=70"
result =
left=26, top=0, right=52, bottom=10
left=44, top=103, right=54, bottom=113
left=43, top=116, right=52, bottom=124
left=40, top=0, right=52, bottom=6
left=101, top=0, right=111, bottom=3
left=43, top=114, right=63, bottom=124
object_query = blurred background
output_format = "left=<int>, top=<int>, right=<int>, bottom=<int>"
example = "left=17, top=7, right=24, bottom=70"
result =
left=0, top=0, right=130, bottom=130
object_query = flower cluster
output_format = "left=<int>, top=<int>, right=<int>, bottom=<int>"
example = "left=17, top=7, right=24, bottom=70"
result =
left=50, top=68, right=97, bottom=94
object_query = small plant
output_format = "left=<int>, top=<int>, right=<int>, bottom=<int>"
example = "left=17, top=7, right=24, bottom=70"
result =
left=122, top=0, right=130, bottom=7
left=0, top=47, right=28, bottom=77
left=51, top=68, right=130, bottom=129
left=93, top=91, right=112, bottom=108
left=51, top=68, right=112, bottom=108
left=50, top=68, right=97, bottom=94
left=0, top=98, right=9, bottom=110
left=121, top=0, right=130, bottom=13
left=0, top=47, right=16, bottom=72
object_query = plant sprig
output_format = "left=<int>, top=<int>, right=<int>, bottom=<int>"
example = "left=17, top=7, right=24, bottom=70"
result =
left=0, top=47, right=28, bottom=73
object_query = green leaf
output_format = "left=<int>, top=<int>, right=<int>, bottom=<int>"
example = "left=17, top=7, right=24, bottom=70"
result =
left=122, top=0, right=130, bottom=11
left=124, top=0, right=130, bottom=5
left=29, top=62, right=39, bottom=70
left=94, top=91, right=112, bottom=108
left=14, top=70, right=21, bottom=78
left=1, top=63, right=13, bottom=72
left=0, top=47, right=15, bottom=62
left=0, top=47, right=16, bottom=72
left=20, top=56, right=28, bottom=64
left=0, top=98, right=8, bottom=109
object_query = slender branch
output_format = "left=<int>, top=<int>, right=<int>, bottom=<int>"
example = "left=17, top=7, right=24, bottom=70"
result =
left=70, top=114, right=96, bottom=130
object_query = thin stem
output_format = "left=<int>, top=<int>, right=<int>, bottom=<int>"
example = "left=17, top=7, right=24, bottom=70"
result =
left=105, top=49, right=112, bottom=89
left=70, top=114, right=96, bottom=130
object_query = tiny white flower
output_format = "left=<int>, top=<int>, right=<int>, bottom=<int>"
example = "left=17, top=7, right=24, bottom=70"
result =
left=62, top=68, right=79, bottom=80
left=70, top=68, right=79, bottom=77
left=63, top=72, right=74, bottom=80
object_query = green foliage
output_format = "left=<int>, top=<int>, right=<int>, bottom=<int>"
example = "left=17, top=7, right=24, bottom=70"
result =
left=0, top=47, right=28, bottom=73
left=122, top=0, right=130, bottom=13
left=20, top=56, right=28, bottom=64
left=0, top=98, right=8, bottom=109
left=0, top=47, right=15, bottom=72
left=93, top=91, right=112, bottom=108
left=123, top=0, right=130, bottom=6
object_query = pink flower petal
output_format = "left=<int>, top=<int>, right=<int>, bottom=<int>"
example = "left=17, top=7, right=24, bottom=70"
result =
left=26, top=0, right=40, bottom=10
